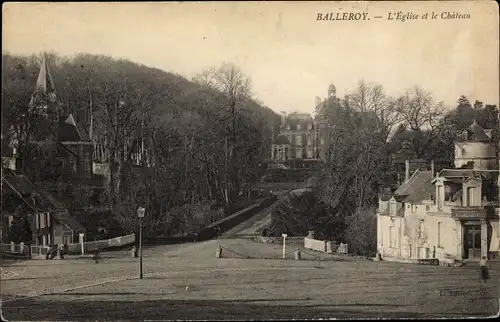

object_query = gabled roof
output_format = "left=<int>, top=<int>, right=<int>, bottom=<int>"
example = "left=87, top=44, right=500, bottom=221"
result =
left=462, top=120, right=492, bottom=142
left=393, top=170, right=434, bottom=204
left=2, top=168, right=66, bottom=212
left=52, top=211, right=85, bottom=232
left=58, top=114, right=91, bottom=142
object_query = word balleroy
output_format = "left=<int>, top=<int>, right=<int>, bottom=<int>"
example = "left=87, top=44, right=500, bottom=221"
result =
left=317, top=12, right=369, bottom=21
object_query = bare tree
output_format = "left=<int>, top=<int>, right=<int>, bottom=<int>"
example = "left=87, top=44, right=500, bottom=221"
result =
left=393, top=86, right=445, bottom=158
left=193, top=63, right=254, bottom=204
left=347, top=81, right=402, bottom=142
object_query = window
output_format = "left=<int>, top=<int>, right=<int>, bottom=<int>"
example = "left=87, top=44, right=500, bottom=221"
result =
left=417, top=221, right=424, bottom=239
left=390, top=201, right=396, bottom=216
left=437, top=222, right=442, bottom=247
left=8, top=215, right=14, bottom=227
left=69, top=156, right=77, bottom=175
left=389, top=226, right=397, bottom=248
left=296, top=135, right=302, bottom=146
left=46, top=213, right=50, bottom=227
left=437, top=185, right=444, bottom=210
left=467, top=187, right=476, bottom=206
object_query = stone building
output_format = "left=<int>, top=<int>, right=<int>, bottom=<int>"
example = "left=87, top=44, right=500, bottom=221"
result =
left=377, top=121, right=500, bottom=263
left=270, top=84, right=340, bottom=166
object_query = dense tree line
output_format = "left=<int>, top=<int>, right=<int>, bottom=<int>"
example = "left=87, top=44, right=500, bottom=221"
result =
left=2, top=52, right=278, bottom=238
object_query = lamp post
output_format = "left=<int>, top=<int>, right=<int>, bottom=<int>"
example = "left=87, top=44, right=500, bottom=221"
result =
left=137, top=206, right=145, bottom=279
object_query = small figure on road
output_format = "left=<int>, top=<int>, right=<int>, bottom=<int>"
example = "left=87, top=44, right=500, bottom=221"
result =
left=214, top=226, right=221, bottom=239
left=480, top=256, right=489, bottom=283
left=92, top=249, right=101, bottom=263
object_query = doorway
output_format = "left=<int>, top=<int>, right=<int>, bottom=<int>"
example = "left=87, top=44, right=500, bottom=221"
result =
left=463, top=223, right=481, bottom=259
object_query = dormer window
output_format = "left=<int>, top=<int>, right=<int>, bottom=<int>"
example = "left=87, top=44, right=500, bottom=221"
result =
left=390, top=200, right=396, bottom=216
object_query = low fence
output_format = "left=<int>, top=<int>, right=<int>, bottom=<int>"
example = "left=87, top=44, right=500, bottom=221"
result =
left=303, top=237, right=348, bottom=255
left=66, top=233, right=136, bottom=254
left=1, top=242, right=31, bottom=259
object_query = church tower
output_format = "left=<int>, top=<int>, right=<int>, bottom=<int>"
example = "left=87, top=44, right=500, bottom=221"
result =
left=29, top=53, right=61, bottom=123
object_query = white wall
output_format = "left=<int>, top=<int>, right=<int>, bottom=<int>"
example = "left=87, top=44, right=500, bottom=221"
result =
left=378, top=201, right=461, bottom=261
left=454, top=142, right=496, bottom=169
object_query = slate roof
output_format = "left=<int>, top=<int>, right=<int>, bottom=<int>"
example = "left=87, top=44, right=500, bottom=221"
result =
left=462, top=121, right=492, bottom=142
left=58, top=114, right=91, bottom=142
left=273, top=134, right=290, bottom=145
left=1, top=168, right=85, bottom=232
left=393, top=170, right=434, bottom=204
left=2, top=168, right=65, bottom=211
left=282, top=114, right=315, bottom=131
left=52, top=211, right=85, bottom=232
left=378, top=188, right=393, bottom=201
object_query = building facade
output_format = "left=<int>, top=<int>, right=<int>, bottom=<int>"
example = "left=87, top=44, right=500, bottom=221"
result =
left=377, top=121, right=500, bottom=263
left=270, top=85, right=340, bottom=165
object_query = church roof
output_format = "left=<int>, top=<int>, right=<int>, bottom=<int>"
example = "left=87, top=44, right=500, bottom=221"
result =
left=35, top=54, right=56, bottom=94
left=58, top=114, right=91, bottom=142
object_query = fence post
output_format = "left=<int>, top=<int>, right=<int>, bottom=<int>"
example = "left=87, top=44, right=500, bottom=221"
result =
left=10, top=242, right=14, bottom=253
left=20, top=242, right=24, bottom=253
left=79, top=233, right=85, bottom=255
left=28, top=244, right=32, bottom=259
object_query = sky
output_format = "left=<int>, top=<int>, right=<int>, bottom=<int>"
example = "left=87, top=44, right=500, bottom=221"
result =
left=2, top=1, right=499, bottom=114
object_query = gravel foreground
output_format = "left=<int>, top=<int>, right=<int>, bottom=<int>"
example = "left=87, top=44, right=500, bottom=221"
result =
left=1, top=239, right=499, bottom=320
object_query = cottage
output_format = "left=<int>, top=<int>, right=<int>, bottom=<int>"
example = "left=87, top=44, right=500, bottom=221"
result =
left=2, top=168, right=85, bottom=246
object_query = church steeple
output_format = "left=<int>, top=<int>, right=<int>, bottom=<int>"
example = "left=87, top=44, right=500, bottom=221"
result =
left=29, top=52, right=60, bottom=121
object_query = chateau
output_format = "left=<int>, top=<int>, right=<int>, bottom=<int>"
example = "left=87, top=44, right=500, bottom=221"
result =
left=377, top=120, right=500, bottom=263
left=270, top=84, right=342, bottom=167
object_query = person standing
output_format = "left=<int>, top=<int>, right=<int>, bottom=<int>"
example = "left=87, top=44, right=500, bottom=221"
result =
left=480, top=256, right=489, bottom=283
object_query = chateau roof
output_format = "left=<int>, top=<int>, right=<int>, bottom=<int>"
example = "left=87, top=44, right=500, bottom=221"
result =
left=393, top=170, right=434, bottom=204
left=282, top=113, right=315, bottom=131
left=273, top=134, right=290, bottom=145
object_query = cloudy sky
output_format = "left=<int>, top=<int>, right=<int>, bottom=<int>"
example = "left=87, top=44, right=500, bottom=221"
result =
left=3, top=1, right=498, bottom=114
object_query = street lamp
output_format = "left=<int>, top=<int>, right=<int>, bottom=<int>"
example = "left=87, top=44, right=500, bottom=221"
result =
left=137, top=206, right=145, bottom=279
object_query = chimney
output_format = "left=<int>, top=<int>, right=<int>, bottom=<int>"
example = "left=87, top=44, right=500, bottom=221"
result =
left=405, top=160, right=410, bottom=182
left=280, top=111, right=287, bottom=127
left=315, top=96, right=321, bottom=108
left=431, top=160, right=435, bottom=176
